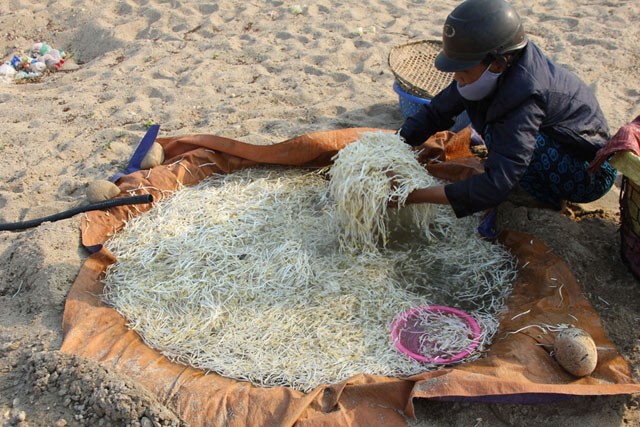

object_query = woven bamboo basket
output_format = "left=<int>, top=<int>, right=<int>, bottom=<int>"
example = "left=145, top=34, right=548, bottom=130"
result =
left=388, top=40, right=453, bottom=99
left=620, top=176, right=640, bottom=279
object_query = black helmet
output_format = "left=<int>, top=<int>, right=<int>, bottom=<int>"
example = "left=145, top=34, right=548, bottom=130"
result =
left=435, top=0, right=527, bottom=72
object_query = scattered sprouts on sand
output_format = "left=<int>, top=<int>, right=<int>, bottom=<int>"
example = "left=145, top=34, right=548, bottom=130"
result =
left=103, top=132, right=517, bottom=392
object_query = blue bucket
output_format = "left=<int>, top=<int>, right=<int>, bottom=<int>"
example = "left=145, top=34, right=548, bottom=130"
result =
left=392, top=81, right=474, bottom=134
left=393, top=81, right=431, bottom=119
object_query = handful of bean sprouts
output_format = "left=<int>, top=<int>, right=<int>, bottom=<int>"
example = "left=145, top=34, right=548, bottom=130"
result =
left=102, top=132, right=516, bottom=392
left=328, top=132, right=439, bottom=251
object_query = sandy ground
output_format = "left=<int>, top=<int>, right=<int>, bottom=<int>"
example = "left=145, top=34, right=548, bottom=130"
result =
left=0, top=0, right=639, bottom=426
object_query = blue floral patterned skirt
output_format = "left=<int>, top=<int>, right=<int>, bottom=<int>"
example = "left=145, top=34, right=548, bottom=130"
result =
left=518, top=132, right=617, bottom=208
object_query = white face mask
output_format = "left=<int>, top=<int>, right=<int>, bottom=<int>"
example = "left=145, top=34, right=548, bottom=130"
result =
left=457, top=66, right=502, bottom=101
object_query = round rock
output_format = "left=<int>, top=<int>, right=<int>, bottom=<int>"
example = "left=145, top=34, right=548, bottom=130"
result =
left=86, top=180, right=120, bottom=203
left=553, top=327, right=598, bottom=377
left=140, top=142, right=165, bottom=169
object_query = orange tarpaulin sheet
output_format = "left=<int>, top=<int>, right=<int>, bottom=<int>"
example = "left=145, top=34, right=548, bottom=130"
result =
left=63, top=128, right=640, bottom=426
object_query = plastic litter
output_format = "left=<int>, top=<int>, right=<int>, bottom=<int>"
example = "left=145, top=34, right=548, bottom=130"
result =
left=1, top=41, right=67, bottom=83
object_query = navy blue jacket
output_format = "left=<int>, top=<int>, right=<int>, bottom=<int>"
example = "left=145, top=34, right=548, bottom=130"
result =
left=399, top=41, right=610, bottom=217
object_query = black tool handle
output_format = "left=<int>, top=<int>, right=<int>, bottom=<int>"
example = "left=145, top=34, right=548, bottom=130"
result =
left=0, top=194, right=153, bottom=231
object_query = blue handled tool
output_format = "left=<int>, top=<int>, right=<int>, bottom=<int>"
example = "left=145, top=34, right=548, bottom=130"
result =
left=110, top=124, right=160, bottom=182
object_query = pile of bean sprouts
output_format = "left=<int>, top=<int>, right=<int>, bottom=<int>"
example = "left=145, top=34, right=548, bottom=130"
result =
left=102, top=132, right=517, bottom=392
